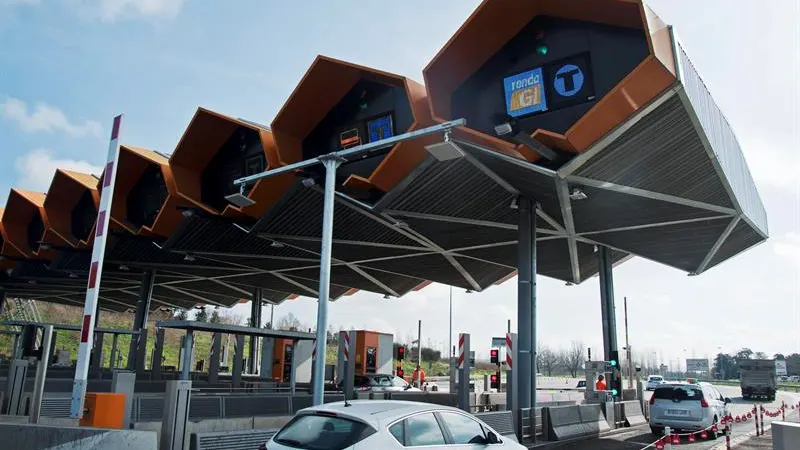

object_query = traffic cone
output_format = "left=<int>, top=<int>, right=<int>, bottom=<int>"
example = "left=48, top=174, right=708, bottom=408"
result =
left=700, top=430, right=708, bottom=439
left=672, top=434, right=680, bottom=445
left=747, top=413, right=752, bottom=419
left=655, top=438, right=665, bottom=450
left=688, top=433, right=696, bottom=443
left=735, top=416, right=741, bottom=423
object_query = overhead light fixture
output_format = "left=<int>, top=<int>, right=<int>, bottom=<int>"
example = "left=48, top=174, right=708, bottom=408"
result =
left=565, top=281, right=574, bottom=286
left=225, top=184, right=256, bottom=208
left=301, top=178, right=316, bottom=188
left=27, top=280, right=36, bottom=285
left=492, top=115, right=558, bottom=161
left=68, top=272, right=78, bottom=279
left=494, top=122, right=514, bottom=136
left=39, top=243, right=52, bottom=251
left=465, top=289, right=473, bottom=294
left=270, top=241, right=285, bottom=248
left=183, top=254, right=196, bottom=262
left=383, top=294, right=390, bottom=299
left=424, top=130, right=464, bottom=161
left=509, top=196, right=519, bottom=210
left=393, top=221, right=409, bottom=229
left=569, top=188, right=588, bottom=201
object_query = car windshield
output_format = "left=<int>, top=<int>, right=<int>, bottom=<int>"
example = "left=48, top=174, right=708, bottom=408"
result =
left=368, top=375, right=393, bottom=387
left=273, top=414, right=375, bottom=450
left=650, top=376, right=663, bottom=381
left=391, top=376, right=408, bottom=388
left=653, top=385, right=704, bottom=401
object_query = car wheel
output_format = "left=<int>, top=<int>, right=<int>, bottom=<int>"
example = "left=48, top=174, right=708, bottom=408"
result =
left=650, top=427, right=662, bottom=437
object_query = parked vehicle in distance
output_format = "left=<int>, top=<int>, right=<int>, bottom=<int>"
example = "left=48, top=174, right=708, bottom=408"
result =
left=576, top=380, right=587, bottom=391
left=336, top=374, right=421, bottom=393
left=646, top=375, right=665, bottom=391
left=262, top=400, right=526, bottom=449
left=649, top=382, right=730, bottom=439
left=739, top=359, right=777, bottom=400
left=788, top=375, right=800, bottom=383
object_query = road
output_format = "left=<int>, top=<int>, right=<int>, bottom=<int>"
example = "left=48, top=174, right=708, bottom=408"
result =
left=555, top=385, right=800, bottom=450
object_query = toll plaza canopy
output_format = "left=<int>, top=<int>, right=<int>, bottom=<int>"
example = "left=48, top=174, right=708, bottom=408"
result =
left=0, top=0, right=767, bottom=314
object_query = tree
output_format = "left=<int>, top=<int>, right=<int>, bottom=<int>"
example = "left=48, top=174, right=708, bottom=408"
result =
left=538, top=346, right=559, bottom=376
left=774, top=353, right=785, bottom=360
left=754, top=352, right=768, bottom=360
left=276, top=312, right=303, bottom=331
left=194, top=307, right=208, bottom=322
left=175, top=309, right=188, bottom=320
left=560, top=341, right=585, bottom=377
left=736, top=348, right=753, bottom=361
left=713, top=353, right=739, bottom=380
left=209, top=308, right=221, bottom=324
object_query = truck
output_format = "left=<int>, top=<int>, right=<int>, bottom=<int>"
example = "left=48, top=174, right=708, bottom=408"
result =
left=739, top=359, right=777, bottom=400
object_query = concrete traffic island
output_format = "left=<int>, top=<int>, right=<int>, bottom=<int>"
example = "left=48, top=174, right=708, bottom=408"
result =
left=0, top=423, right=157, bottom=450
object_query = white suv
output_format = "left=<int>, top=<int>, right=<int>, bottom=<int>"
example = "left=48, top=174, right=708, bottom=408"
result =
left=649, top=382, right=730, bottom=439
left=646, top=375, right=665, bottom=391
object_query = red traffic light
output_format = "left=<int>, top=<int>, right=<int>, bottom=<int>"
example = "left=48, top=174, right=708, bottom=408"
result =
left=490, top=348, right=499, bottom=365
left=397, top=367, right=404, bottom=377
left=397, top=346, right=405, bottom=360
left=490, top=372, right=501, bottom=389
left=490, top=374, right=498, bottom=382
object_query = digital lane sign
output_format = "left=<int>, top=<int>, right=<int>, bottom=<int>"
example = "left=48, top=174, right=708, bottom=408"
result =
left=503, top=67, right=547, bottom=118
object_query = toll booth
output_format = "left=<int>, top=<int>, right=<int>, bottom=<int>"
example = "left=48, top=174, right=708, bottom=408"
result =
left=584, top=360, right=613, bottom=404
left=264, top=338, right=313, bottom=383
left=336, top=330, right=392, bottom=381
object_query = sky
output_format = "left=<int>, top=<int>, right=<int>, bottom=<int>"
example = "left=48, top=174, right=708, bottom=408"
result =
left=1, top=0, right=798, bottom=371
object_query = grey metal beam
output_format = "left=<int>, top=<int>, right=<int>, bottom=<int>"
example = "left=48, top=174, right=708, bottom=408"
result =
left=234, top=119, right=466, bottom=186
left=517, top=197, right=535, bottom=410
left=695, top=216, right=741, bottom=274
left=128, top=270, right=154, bottom=371
left=577, top=215, right=732, bottom=236
left=566, top=175, right=737, bottom=215
left=556, top=181, right=581, bottom=283
left=259, top=234, right=429, bottom=252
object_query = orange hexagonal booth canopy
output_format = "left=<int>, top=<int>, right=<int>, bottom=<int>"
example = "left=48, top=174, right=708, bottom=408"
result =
left=169, top=107, right=296, bottom=220
left=271, top=55, right=435, bottom=201
left=424, top=0, right=676, bottom=165
left=42, top=170, right=100, bottom=248
left=1, top=189, right=57, bottom=260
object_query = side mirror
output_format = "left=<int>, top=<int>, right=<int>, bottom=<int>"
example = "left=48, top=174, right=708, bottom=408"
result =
left=724, top=398, right=732, bottom=404
left=486, top=431, right=499, bottom=444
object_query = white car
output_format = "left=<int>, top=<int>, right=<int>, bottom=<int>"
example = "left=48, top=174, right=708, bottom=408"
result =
left=263, top=400, right=526, bottom=449
left=649, top=382, right=730, bottom=439
left=339, top=374, right=421, bottom=393
left=646, top=375, right=665, bottom=391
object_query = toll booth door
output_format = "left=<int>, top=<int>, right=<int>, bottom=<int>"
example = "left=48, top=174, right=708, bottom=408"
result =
left=365, top=347, right=377, bottom=374
left=282, top=343, right=294, bottom=382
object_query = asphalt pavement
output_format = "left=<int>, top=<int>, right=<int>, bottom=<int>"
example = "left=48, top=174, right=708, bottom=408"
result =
left=540, top=385, right=800, bottom=450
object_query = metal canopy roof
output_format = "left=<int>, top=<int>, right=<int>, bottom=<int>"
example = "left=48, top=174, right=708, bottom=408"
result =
left=156, top=320, right=316, bottom=340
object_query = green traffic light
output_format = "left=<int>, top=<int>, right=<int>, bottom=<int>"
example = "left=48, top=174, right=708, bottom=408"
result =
left=612, top=389, right=619, bottom=396
left=610, top=360, right=617, bottom=367
left=535, top=45, right=548, bottom=56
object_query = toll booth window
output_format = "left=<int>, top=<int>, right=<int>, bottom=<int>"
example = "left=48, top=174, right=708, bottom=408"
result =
left=366, top=347, right=377, bottom=373
left=367, top=114, right=394, bottom=142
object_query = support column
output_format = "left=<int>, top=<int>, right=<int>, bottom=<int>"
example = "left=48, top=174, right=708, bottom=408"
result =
left=91, top=332, right=105, bottom=379
left=29, top=325, right=53, bottom=423
left=128, top=270, right=155, bottom=370
left=152, top=328, right=165, bottom=380
left=248, top=288, right=261, bottom=374
left=109, top=334, right=118, bottom=369
left=516, top=197, right=537, bottom=410
left=458, top=333, right=471, bottom=412
left=312, top=155, right=345, bottom=406
left=180, top=331, right=193, bottom=381
left=598, top=246, right=618, bottom=361
left=232, top=334, right=244, bottom=388
left=208, top=333, right=221, bottom=383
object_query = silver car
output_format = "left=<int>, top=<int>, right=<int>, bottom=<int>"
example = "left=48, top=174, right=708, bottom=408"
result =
left=264, top=400, right=526, bottom=449
left=649, top=382, right=730, bottom=438
left=646, top=375, right=664, bottom=391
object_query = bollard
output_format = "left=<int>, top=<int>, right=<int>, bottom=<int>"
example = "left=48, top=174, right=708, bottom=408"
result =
left=760, top=405, right=764, bottom=435
left=754, top=404, right=759, bottom=436
left=664, top=426, right=672, bottom=450
left=781, top=401, right=785, bottom=421
left=724, top=422, right=731, bottom=449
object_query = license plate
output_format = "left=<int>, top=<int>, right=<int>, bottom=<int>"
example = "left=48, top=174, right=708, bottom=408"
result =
left=667, top=409, right=689, bottom=416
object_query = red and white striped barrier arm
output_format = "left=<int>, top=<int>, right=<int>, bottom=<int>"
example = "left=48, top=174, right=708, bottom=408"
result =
left=69, top=115, right=124, bottom=419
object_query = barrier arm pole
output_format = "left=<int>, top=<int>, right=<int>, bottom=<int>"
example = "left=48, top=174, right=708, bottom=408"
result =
left=70, top=115, right=124, bottom=419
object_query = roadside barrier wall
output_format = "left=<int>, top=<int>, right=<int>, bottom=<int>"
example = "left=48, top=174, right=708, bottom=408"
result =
left=0, top=422, right=157, bottom=449
left=544, top=404, right=610, bottom=441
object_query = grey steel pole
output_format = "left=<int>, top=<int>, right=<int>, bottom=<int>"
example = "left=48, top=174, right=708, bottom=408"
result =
left=180, top=331, right=193, bottom=380
left=530, top=203, right=538, bottom=444
left=417, top=319, right=423, bottom=368
left=128, top=270, right=154, bottom=370
left=598, top=246, right=618, bottom=360
left=270, top=304, right=275, bottom=329
left=448, top=287, right=452, bottom=373
left=516, top=197, right=533, bottom=409
left=312, top=155, right=344, bottom=406
left=30, top=325, right=53, bottom=423
left=625, top=297, right=632, bottom=389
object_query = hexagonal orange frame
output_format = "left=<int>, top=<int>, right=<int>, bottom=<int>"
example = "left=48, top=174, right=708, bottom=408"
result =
left=42, top=169, right=101, bottom=248
left=272, top=55, right=435, bottom=194
left=1, top=189, right=57, bottom=260
left=0, top=207, right=24, bottom=270
left=423, top=0, right=676, bottom=161
left=169, top=107, right=297, bottom=220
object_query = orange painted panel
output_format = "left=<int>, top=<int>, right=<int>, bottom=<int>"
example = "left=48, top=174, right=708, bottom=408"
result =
left=1, top=189, right=56, bottom=259
left=42, top=170, right=100, bottom=248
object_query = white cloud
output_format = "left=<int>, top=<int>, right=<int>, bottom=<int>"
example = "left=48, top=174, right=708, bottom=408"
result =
left=15, top=149, right=101, bottom=192
left=85, top=0, right=185, bottom=21
left=773, top=232, right=800, bottom=268
left=1, top=96, right=102, bottom=138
